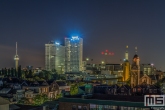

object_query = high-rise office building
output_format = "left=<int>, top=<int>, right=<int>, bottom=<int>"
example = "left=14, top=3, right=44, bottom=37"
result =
left=45, top=41, right=65, bottom=74
left=65, top=36, right=83, bottom=72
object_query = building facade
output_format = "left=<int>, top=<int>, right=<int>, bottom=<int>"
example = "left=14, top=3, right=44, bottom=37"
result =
left=130, top=54, right=141, bottom=87
left=65, top=36, right=83, bottom=72
left=45, top=41, right=65, bottom=73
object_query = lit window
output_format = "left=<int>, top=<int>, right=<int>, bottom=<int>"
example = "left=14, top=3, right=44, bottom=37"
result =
left=78, top=106, right=82, bottom=110
left=137, top=88, right=141, bottom=92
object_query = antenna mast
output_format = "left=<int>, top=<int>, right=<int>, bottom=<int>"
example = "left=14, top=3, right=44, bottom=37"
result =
left=135, top=46, right=137, bottom=54
left=16, top=42, right=17, bottom=55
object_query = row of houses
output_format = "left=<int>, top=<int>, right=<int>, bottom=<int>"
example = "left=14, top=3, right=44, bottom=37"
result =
left=0, top=77, right=70, bottom=103
left=78, top=83, right=163, bottom=96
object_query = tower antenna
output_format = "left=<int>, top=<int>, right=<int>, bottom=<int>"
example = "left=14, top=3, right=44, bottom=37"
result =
left=126, top=45, right=128, bottom=50
left=16, top=42, right=17, bottom=55
left=14, top=42, right=19, bottom=74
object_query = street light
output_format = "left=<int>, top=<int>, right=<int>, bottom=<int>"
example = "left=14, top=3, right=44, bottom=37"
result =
left=86, top=58, right=89, bottom=61
left=101, top=61, right=104, bottom=64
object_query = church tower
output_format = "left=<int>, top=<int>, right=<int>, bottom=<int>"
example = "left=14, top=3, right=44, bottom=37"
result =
left=123, top=46, right=130, bottom=82
left=130, top=47, right=140, bottom=87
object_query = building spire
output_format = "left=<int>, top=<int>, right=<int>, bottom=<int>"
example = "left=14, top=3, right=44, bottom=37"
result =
left=135, top=46, right=137, bottom=54
left=125, top=45, right=128, bottom=61
left=126, top=45, right=128, bottom=50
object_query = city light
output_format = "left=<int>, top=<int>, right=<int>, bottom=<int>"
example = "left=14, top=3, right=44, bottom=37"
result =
left=71, top=36, right=79, bottom=40
left=55, top=42, right=60, bottom=45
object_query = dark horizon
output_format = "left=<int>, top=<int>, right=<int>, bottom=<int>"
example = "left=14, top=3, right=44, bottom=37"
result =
left=0, top=0, right=165, bottom=71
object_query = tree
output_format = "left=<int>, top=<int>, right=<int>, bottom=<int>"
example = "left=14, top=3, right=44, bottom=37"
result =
left=25, top=70, right=28, bottom=78
left=38, top=72, right=44, bottom=78
left=1, top=68, right=4, bottom=75
left=70, top=82, right=86, bottom=95
left=4, top=68, right=7, bottom=76
left=51, top=69, right=60, bottom=80
left=17, top=97, right=30, bottom=105
left=155, top=81, right=161, bottom=88
left=56, top=93, right=63, bottom=100
left=11, top=68, right=14, bottom=77
left=28, top=70, right=33, bottom=78
left=7, top=68, right=11, bottom=76
left=21, top=70, right=25, bottom=79
left=42, top=70, right=53, bottom=80
left=18, top=65, right=22, bottom=78
left=126, top=78, right=131, bottom=86
left=32, top=94, right=48, bottom=106
left=70, top=84, right=79, bottom=95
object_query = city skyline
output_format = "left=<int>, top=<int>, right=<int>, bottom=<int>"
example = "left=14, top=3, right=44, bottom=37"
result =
left=0, top=0, right=165, bottom=70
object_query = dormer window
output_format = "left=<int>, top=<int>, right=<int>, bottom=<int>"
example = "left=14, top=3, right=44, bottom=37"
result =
left=78, top=106, right=82, bottom=110
left=154, top=89, right=157, bottom=93
left=133, top=88, right=136, bottom=92
left=83, top=106, right=87, bottom=110
left=137, top=88, right=141, bottom=92
left=72, top=105, right=76, bottom=110
left=121, top=88, right=124, bottom=92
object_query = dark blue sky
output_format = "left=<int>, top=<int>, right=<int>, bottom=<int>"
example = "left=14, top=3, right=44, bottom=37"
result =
left=0, top=0, right=165, bottom=70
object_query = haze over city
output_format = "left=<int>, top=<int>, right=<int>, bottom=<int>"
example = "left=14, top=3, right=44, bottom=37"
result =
left=0, top=0, right=165, bottom=70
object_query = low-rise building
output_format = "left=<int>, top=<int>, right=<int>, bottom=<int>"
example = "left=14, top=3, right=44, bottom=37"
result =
left=0, top=97, right=10, bottom=110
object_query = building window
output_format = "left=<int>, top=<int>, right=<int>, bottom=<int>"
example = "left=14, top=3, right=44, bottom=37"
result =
left=149, top=89, right=152, bottom=93
left=133, top=88, right=136, bottom=92
left=78, top=106, right=82, bottom=110
left=137, top=88, right=141, bottom=92
left=121, top=88, right=124, bottom=92
left=72, top=105, right=77, bottom=110
left=154, top=89, right=157, bottom=93
left=82, top=106, right=87, bottom=110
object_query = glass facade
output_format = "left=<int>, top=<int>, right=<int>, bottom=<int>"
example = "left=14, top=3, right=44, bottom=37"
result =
left=45, top=42, right=65, bottom=73
left=65, top=37, right=83, bottom=72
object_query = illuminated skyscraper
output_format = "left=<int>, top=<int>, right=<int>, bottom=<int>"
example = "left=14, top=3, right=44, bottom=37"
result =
left=14, top=42, right=19, bottom=73
left=45, top=41, right=65, bottom=73
left=65, top=36, right=83, bottom=72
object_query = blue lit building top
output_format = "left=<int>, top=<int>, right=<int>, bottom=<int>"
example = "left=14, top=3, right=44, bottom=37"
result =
left=55, top=42, right=60, bottom=45
left=71, top=36, right=79, bottom=40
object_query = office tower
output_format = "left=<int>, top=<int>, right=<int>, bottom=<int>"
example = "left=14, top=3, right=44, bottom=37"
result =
left=45, top=41, right=65, bottom=74
left=14, top=42, right=19, bottom=73
left=65, top=36, right=83, bottom=72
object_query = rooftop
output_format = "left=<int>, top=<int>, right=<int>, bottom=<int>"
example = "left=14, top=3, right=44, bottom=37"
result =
left=60, top=94, right=149, bottom=108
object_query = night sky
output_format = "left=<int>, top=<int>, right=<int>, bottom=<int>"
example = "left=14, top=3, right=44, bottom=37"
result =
left=0, top=0, right=165, bottom=71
